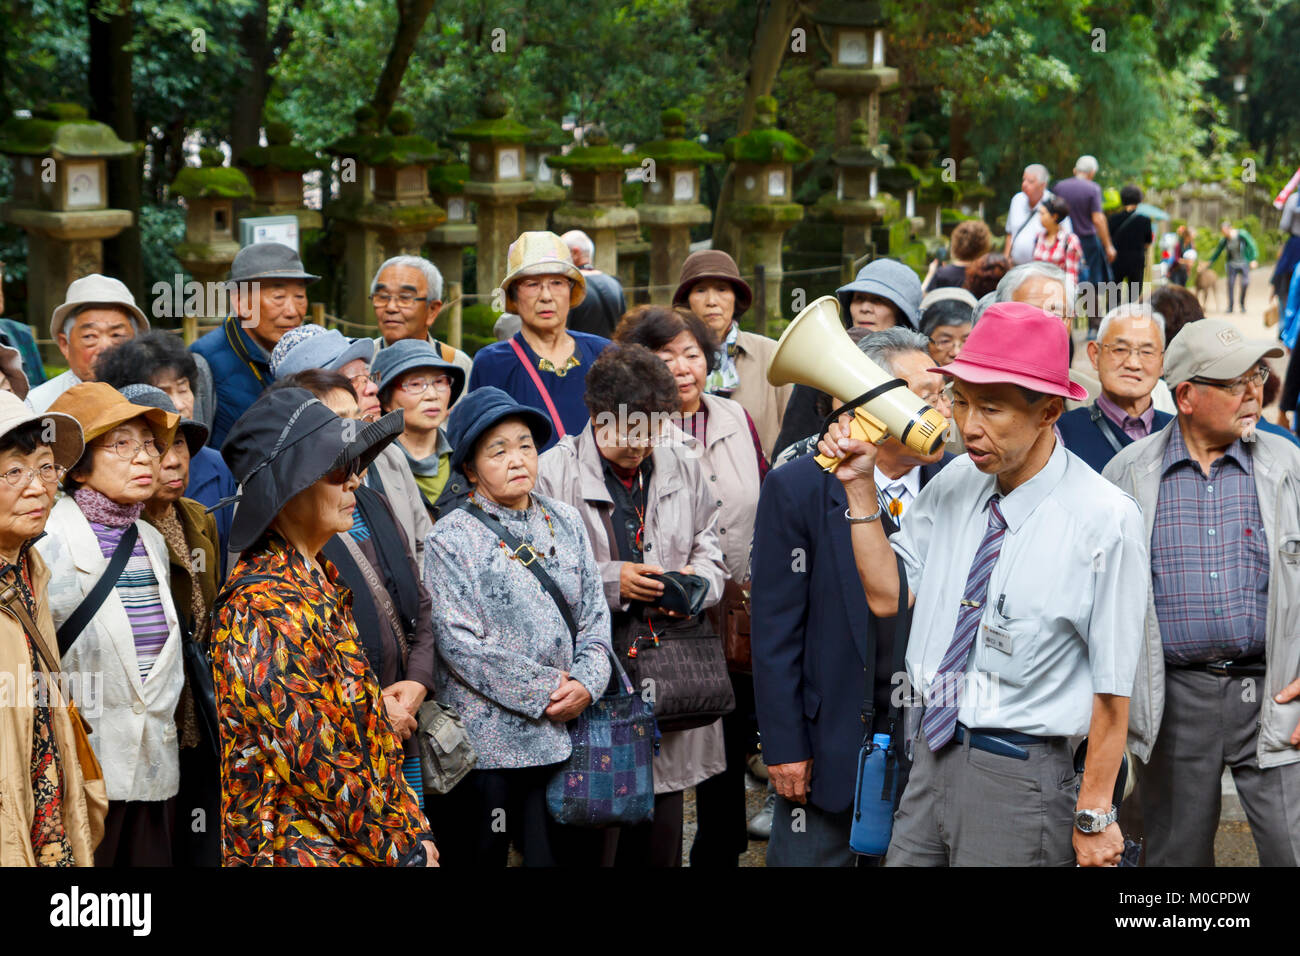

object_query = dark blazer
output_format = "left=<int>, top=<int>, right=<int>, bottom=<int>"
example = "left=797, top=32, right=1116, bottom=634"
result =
left=1058, top=402, right=1173, bottom=473
left=751, top=450, right=951, bottom=814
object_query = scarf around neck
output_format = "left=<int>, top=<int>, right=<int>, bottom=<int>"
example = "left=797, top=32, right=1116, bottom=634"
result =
left=705, top=321, right=742, bottom=395
left=74, top=486, right=145, bottom=527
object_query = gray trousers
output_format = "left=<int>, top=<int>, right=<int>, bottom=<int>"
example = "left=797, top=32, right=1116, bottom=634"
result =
left=765, top=795, right=860, bottom=867
left=1142, top=667, right=1300, bottom=866
left=885, top=730, right=1079, bottom=866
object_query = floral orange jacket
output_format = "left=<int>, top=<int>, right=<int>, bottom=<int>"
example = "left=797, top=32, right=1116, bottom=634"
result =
left=210, top=533, right=432, bottom=866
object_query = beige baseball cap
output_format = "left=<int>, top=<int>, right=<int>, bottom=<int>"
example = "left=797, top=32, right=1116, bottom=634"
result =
left=1163, top=319, right=1283, bottom=387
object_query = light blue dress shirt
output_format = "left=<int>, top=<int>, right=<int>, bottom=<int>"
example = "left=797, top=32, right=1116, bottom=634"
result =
left=889, top=440, right=1148, bottom=737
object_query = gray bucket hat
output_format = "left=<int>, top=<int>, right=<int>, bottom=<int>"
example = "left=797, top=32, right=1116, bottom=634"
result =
left=370, top=337, right=466, bottom=406
left=835, top=258, right=923, bottom=330
left=270, top=324, right=376, bottom=381
left=229, top=241, right=320, bottom=285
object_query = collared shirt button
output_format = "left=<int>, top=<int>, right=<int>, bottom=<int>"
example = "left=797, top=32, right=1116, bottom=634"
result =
left=1207, top=528, right=1216, bottom=536
left=1210, top=572, right=1219, bottom=580
left=709, top=474, right=717, bottom=481
left=1207, top=485, right=1214, bottom=493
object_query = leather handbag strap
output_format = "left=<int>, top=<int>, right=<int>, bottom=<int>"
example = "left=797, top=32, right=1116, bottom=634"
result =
left=1088, top=402, right=1125, bottom=455
left=0, top=581, right=59, bottom=677
left=339, top=532, right=408, bottom=659
left=508, top=337, right=566, bottom=439
left=463, top=503, right=578, bottom=639
left=56, top=523, right=139, bottom=656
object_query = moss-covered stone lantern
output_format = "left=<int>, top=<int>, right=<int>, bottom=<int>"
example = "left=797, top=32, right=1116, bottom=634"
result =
left=0, top=102, right=138, bottom=330
left=426, top=158, right=477, bottom=333
left=170, top=147, right=254, bottom=293
left=812, top=0, right=898, bottom=148
left=237, top=118, right=323, bottom=231
left=518, top=122, right=569, bottom=233
left=451, top=93, right=536, bottom=298
left=812, top=118, right=896, bottom=265
left=637, top=109, right=723, bottom=298
left=722, top=97, right=809, bottom=326
left=956, top=156, right=993, bottom=222
left=548, top=125, right=644, bottom=278
left=910, top=132, right=953, bottom=239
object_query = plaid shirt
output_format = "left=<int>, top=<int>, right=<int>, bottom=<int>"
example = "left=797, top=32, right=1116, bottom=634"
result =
left=1033, top=230, right=1083, bottom=288
left=1151, top=420, right=1269, bottom=664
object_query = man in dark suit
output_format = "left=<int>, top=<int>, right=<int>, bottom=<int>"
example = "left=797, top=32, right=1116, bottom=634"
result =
left=752, top=328, right=954, bottom=866
left=1058, top=304, right=1172, bottom=472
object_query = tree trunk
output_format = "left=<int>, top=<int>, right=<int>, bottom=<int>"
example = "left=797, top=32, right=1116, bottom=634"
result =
left=88, top=0, right=143, bottom=299
left=371, top=0, right=437, bottom=125
left=711, top=0, right=804, bottom=257
left=230, top=0, right=271, bottom=163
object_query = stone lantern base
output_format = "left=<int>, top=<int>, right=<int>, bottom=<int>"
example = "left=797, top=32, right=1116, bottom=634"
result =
left=463, top=180, right=536, bottom=299
left=639, top=202, right=712, bottom=298
left=551, top=204, right=638, bottom=278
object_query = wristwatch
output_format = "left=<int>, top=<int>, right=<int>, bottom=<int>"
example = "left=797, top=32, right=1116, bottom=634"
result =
left=1073, top=805, right=1119, bottom=834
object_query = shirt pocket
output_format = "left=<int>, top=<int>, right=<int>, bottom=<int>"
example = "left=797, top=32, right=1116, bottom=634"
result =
left=972, top=616, right=1038, bottom=690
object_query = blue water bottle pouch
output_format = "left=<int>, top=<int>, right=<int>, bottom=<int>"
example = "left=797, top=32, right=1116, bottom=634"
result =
left=850, top=732, right=902, bottom=857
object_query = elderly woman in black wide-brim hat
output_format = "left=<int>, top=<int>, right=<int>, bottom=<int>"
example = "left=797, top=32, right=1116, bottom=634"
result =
left=209, top=387, right=436, bottom=866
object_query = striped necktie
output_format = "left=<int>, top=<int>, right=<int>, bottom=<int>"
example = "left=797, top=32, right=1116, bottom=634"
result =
left=920, top=494, right=1007, bottom=751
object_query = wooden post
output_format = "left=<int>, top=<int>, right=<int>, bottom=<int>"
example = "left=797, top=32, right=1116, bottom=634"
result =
left=753, top=263, right=767, bottom=337
left=181, top=313, right=198, bottom=345
left=311, top=302, right=326, bottom=328
left=447, top=280, right=463, bottom=350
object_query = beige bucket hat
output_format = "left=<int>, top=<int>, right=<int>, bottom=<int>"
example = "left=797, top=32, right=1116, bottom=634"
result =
left=499, top=231, right=587, bottom=308
left=48, top=274, right=150, bottom=343
left=0, top=391, right=84, bottom=468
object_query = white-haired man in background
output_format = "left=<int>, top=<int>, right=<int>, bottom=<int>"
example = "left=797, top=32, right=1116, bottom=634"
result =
left=1003, top=164, right=1070, bottom=265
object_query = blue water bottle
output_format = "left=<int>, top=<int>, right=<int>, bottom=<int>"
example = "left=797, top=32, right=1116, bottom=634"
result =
left=849, top=732, right=899, bottom=857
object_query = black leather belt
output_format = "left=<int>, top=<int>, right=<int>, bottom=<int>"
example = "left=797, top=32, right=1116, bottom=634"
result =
left=955, top=723, right=1058, bottom=761
left=1169, top=655, right=1266, bottom=678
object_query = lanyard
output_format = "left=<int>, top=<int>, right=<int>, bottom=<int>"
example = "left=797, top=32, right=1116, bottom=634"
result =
left=224, top=315, right=269, bottom=387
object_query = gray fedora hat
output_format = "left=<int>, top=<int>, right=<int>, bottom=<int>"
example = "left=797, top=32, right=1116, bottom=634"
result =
left=229, top=241, right=320, bottom=285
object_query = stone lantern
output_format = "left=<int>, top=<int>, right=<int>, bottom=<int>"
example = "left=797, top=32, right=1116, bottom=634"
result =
left=0, top=102, right=137, bottom=330
left=451, top=93, right=536, bottom=299
left=426, top=157, right=477, bottom=344
left=517, top=123, right=569, bottom=233
left=910, top=132, right=953, bottom=239
left=875, top=147, right=928, bottom=269
left=813, top=118, right=896, bottom=265
left=171, top=147, right=253, bottom=288
left=813, top=0, right=898, bottom=149
left=722, top=97, right=810, bottom=327
left=237, top=118, right=323, bottom=232
left=327, top=108, right=446, bottom=325
left=956, top=156, right=993, bottom=222
left=548, top=125, right=644, bottom=278
left=637, top=109, right=722, bottom=298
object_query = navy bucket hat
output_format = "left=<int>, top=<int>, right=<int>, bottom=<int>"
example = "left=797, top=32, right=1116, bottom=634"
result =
left=371, top=338, right=466, bottom=407
left=445, top=386, right=552, bottom=474
left=835, top=258, right=923, bottom=330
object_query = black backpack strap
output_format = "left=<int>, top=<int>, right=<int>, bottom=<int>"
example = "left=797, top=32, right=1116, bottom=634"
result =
left=56, top=523, right=139, bottom=656
left=1088, top=402, right=1125, bottom=455
left=462, top=502, right=578, bottom=639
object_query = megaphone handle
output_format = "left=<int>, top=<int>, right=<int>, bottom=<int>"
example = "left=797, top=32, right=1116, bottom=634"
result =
left=814, top=408, right=890, bottom=473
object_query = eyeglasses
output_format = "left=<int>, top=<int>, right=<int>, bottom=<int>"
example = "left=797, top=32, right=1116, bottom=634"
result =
left=514, top=278, right=572, bottom=298
left=0, top=463, right=65, bottom=488
left=323, top=458, right=362, bottom=485
left=929, top=333, right=969, bottom=349
left=96, top=437, right=163, bottom=460
left=371, top=292, right=428, bottom=308
left=1190, top=365, right=1269, bottom=397
left=1101, top=344, right=1163, bottom=362
left=347, top=371, right=373, bottom=393
left=397, top=375, right=453, bottom=396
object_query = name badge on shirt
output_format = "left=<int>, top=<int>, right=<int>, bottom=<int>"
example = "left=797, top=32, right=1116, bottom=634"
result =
left=983, top=622, right=1014, bottom=655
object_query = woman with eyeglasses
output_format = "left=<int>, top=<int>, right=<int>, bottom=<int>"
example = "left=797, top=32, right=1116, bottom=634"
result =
left=211, top=387, right=437, bottom=866
left=371, top=339, right=469, bottom=522
left=37, top=382, right=184, bottom=866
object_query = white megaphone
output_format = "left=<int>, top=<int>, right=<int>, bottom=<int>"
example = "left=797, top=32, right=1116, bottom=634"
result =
left=767, top=295, right=949, bottom=472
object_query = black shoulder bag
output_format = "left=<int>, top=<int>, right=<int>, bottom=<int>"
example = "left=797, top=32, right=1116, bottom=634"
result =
left=1087, top=402, right=1125, bottom=455
left=56, top=524, right=139, bottom=656
left=849, top=552, right=912, bottom=858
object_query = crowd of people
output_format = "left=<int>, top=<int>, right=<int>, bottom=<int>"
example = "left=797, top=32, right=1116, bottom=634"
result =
left=2, top=189, right=1299, bottom=869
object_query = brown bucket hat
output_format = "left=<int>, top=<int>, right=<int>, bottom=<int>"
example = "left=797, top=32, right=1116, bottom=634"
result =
left=671, top=250, right=754, bottom=316
left=49, top=381, right=179, bottom=487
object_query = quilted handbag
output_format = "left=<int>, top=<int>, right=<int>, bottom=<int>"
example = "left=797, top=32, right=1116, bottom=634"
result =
left=612, top=612, right=736, bottom=733
left=546, top=645, right=657, bottom=828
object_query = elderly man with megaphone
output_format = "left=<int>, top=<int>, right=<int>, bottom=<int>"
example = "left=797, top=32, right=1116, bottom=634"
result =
left=814, top=301, right=1148, bottom=867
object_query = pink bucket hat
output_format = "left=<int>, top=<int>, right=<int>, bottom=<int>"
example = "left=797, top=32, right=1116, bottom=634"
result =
left=930, top=301, right=1088, bottom=401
